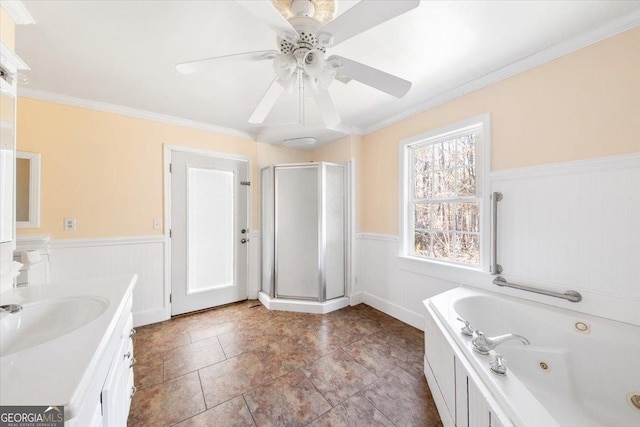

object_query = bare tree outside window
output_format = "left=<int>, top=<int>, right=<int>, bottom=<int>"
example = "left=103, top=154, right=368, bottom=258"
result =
left=411, top=134, right=480, bottom=265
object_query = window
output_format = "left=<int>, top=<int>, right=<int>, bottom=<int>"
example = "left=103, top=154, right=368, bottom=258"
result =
left=400, top=115, right=490, bottom=270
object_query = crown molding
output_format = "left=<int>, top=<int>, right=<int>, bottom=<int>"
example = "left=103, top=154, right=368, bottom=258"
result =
left=18, top=87, right=254, bottom=140
left=0, top=40, right=29, bottom=73
left=0, top=1, right=36, bottom=25
left=354, top=11, right=640, bottom=136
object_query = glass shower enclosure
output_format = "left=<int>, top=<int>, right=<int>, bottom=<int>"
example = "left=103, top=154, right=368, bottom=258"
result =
left=261, top=162, right=346, bottom=302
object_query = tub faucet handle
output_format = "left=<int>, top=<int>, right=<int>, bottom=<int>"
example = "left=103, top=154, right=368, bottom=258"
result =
left=456, top=317, right=474, bottom=337
left=490, top=353, right=507, bottom=376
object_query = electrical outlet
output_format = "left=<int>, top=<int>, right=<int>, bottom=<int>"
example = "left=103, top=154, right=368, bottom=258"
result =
left=153, top=218, right=163, bottom=230
left=63, top=217, right=76, bottom=231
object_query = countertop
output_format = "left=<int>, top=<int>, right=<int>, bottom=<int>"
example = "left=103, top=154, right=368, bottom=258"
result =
left=0, top=275, right=137, bottom=418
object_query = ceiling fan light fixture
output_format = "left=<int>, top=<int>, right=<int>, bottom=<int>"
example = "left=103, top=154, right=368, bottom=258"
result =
left=283, top=136, right=318, bottom=147
left=303, top=49, right=325, bottom=77
left=273, top=54, right=296, bottom=76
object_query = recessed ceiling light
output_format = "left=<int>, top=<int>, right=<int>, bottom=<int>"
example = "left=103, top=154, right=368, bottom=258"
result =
left=283, top=137, right=318, bottom=147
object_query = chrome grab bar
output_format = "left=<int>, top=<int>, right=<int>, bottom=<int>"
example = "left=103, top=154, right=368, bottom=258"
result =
left=493, top=276, right=582, bottom=303
left=491, top=192, right=503, bottom=274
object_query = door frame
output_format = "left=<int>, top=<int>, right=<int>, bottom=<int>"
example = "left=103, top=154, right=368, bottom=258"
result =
left=163, top=144, right=253, bottom=318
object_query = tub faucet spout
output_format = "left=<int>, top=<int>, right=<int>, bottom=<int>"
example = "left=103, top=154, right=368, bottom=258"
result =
left=472, top=331, right=530, bottom=355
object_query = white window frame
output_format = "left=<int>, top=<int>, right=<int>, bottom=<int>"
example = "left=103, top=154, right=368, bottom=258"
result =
left=399, top=114, right=491, bottom=272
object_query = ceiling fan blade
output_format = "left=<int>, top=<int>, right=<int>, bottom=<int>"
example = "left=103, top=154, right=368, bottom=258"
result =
left=315, top=89, right=340, bottom=127
left=321, top=0, right=419, bottom=46
left=249, top=77, right=285, bottom=124
left=236, top=0, right=298, bottom=40
left=329, top=55, right=411, bottom=98
left=176, top=50, right=279, bottom=74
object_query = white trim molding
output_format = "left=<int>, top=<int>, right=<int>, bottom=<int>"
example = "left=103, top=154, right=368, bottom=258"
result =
left=50, top=234, right=165, bottom=249
left=360, top=292, right=423, bottom=330
left=15, top=233, right=50, bottom=253
left=0, top=1, right=35, bottom=25
left=0, top=41, right=29, bottom=74
left=398, top=114, right=492, bottom=272
left=15, top=151, right=40, bottom=229
left=355, top=232, right=399, bottom=243
left=354, top=10, right=640, bottom=136
left=491, top=152, right=640, bottom=181
left=18, top=88, right=253, bottom=140
left=163, top=144, right=254, bottom=317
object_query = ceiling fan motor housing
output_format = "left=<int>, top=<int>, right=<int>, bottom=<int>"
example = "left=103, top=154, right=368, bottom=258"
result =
left=277, top=16, right=325, bottom=57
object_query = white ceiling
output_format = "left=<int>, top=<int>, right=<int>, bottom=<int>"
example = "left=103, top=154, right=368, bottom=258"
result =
left=15, top=1, right=640, bottom=146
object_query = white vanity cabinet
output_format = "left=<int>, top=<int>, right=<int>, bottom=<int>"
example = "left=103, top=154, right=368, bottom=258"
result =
left=101, top=311, right=135, bottom=427
left=65, top=291, right=136, bottom=427
left=424, top=304, right=511, bottom=427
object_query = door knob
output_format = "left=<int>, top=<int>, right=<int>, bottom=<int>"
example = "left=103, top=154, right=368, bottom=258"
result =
left=240, top=238, right=248, bottom=244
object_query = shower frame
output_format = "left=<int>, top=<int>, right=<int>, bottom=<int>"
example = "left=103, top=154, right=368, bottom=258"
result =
left=261, top=161, right=349, bottom=303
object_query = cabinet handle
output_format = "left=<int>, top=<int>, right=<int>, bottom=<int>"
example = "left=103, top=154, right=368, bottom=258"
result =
left=129, top=328, right=137, bottom=338
left=124, top=351, right=131, bottom=359
left=129, top=357, right=137, bottom=368
left=130, top=385, right=137, bottom=399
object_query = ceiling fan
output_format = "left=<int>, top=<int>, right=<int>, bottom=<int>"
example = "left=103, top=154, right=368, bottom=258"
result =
left=176, top=0, right=418, bottom=127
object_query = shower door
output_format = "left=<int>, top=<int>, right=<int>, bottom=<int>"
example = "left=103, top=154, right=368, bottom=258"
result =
left=263, top=162, right=346, bottom=301
left=170, top=150, right=249, bottom=315
left=275, top=165, right=319, bottom=299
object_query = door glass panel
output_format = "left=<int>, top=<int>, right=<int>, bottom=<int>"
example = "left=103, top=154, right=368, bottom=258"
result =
left=187, top=166, right=234, bottom=294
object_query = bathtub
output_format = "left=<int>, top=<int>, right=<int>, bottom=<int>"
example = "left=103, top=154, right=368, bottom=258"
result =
left=424, top=287, right=640, bottom=427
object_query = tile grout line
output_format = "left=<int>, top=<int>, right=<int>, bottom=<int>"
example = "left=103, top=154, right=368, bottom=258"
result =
left=241, top=394, right=259, bottom=427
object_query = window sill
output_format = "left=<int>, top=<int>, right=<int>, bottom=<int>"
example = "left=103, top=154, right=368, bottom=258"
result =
left=396, top=254, right=491, bottom=287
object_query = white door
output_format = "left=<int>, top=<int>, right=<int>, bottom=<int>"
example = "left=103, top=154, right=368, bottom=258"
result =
left=170, top=150, right=249, bottom=315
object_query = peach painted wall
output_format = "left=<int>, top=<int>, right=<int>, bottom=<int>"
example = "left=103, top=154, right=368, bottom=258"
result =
left=0, top=6, right=16, bottom=50
left=16, top=97, right=258, bottom=239
left=360, top=27, right=640, bottom=235
left=309, top=135, right=357, bottom=164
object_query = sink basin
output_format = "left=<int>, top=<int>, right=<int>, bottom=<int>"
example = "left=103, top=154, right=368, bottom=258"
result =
left=0, top=296, right=109, bottom=357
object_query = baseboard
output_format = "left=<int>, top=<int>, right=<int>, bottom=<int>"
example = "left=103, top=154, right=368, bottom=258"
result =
left=350, top=291, right=364, bottom=306
left=258, top=291, right=350, bottom=314
left=361, top=292, right=424, bottom=330
left=133, top=307, right=169, bottom=327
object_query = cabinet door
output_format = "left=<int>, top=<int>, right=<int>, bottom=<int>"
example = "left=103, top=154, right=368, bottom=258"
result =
left=468, top=380, right=491, bottom=427
left=101, top=346, right=127, bottom=427
left=123, top=337, right=135, bottom=416
left=454, top=357, right=469, bottom=427
left=424, top=312, right=456, bottom=419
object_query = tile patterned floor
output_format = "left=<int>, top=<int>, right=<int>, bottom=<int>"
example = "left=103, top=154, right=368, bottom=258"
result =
left=128, top=301, right=443, bottom=427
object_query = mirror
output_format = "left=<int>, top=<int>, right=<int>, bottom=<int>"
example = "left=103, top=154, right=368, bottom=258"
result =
left=16, top=151, right=40, bottom=228
left=0, top=83, right=15, bottom=242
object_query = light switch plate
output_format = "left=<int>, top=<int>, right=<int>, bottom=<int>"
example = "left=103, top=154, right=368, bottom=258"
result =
left=63, top=217, right=76, bottom=231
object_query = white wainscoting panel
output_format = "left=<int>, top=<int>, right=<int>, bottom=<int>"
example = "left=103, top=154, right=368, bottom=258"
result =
left=491, top=154, right=640, bottom=299
left=356, top=234, right=457, bottom=330
left=49, top=236, right=167, bottom=327
left=356, top=153, right=640, bottom=328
